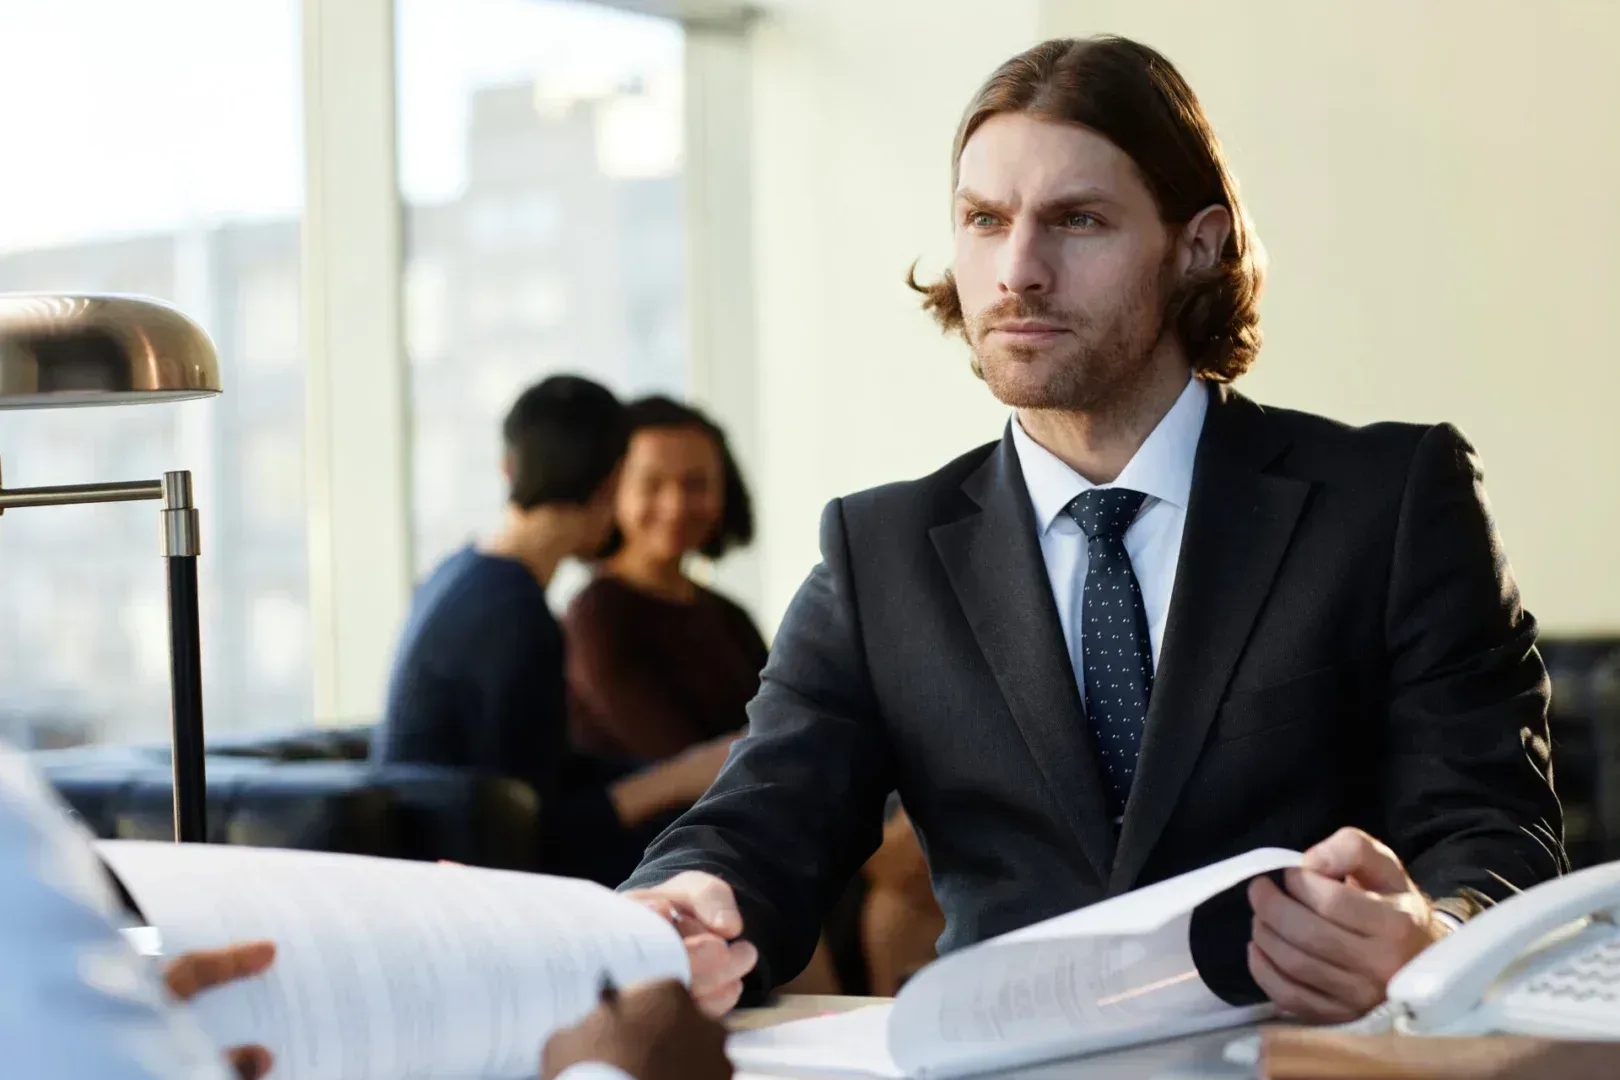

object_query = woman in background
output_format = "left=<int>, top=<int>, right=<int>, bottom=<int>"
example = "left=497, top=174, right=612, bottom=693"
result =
left=565, top=396, right=768, bottom=762
left=569, top=395, right=863, bottom=996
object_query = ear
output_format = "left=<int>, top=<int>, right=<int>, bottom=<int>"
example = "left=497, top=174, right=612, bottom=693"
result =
left=501, top=449, right=516, bottom=484
left=1178, top=204, right=1232, bottom=278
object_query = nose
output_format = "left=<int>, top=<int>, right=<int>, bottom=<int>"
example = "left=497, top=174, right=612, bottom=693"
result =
left=656, top=485, right=690, bottom=522
left=997, top=216, right=1052, bottom=298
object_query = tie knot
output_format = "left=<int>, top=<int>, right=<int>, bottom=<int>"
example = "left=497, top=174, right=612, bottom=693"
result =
left=1065, top=487, right=1148, bottom=541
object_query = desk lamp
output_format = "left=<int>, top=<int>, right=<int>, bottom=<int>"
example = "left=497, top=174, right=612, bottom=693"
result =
left=0, top=294, right=221, bottom=842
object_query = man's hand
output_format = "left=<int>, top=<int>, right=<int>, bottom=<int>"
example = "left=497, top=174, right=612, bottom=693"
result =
left=541, top=980, right=731, bottom=1080
left=625, top=872, right=758, bottom=1017
left=164, top=940, right=278, bottom=1080
left=1247, top=828, right=1448, bottom=1023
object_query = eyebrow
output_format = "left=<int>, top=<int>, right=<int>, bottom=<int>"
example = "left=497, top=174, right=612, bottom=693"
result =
left=954, top=186, right=1118, bottom=216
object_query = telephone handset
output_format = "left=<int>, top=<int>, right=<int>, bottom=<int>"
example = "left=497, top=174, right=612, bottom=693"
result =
left=1385, top=860, right=1620, bottom=1037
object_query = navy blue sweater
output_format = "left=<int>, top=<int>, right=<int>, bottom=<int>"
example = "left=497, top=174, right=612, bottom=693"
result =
left=372, top=547, right=639, bottom=881
left=376, top=548, right=567, bottom=789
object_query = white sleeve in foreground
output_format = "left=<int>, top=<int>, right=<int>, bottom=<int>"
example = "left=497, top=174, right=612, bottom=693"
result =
left=0, top=743, right=230, bottom=1080
left=555, top=1062, right=638, bottom=1080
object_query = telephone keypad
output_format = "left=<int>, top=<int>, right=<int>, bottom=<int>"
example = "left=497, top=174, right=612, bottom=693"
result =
left=1512, top=936, right=1620, bottom=1006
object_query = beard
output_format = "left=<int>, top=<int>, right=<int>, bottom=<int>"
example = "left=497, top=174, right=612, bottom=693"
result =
left=965, top=263, right=1170, bottom=412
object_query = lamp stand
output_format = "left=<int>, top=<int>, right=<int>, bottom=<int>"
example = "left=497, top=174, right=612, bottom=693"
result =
left=160, top=472, right=206, bottom=843
left=0, top=462, right=208, bottom=842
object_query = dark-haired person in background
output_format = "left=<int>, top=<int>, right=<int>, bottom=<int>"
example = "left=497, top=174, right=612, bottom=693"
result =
left=565, top=397, right=767, bottom=762
left=373, top=376, right=736, bottom=885
left=623, top=36, right=1564, bottom=1021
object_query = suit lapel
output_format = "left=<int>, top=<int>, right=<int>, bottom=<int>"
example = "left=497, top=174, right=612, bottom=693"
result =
left=1110, top=387, right=1312, bottom=893
left=930, top=430, right=1117, bottom=885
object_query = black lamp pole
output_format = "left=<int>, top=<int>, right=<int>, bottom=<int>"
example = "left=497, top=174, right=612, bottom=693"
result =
left=161, top=471, right=207, bottom=843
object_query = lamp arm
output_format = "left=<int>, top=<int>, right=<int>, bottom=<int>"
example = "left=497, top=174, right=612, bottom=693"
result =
left=0, top=478, right=164, bottom=512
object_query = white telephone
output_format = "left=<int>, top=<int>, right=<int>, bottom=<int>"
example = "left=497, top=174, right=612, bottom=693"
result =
left=1383, top=859, right=1620, bottom=1037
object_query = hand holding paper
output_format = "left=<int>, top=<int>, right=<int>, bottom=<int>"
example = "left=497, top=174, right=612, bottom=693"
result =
left=543, top=979, right=732, bottom=1080
left=164, top=941, right=278, bottom=1080
left=626, top=871, right=759, bottom=1017
left=102, top=841, right=691, bottom=1080
left=1247, top=828, right=1446, bottom=1023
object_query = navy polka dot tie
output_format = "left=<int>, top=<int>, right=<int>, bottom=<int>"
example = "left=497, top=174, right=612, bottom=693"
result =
left=1066, top=487, right=1153, bottom=820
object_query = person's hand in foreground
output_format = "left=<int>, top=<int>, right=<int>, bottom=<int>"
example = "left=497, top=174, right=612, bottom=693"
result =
left=164, top=940, right=278, bottom=1080
left=625, top=872, right=758, bottom=1016
left=542, top=979, right=732, bottom=1080
left=1248, top=828, right=1450, bottom=1022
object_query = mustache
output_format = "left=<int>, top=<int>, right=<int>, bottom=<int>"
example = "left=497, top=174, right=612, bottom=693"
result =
left=970, top=295, right=1086, bottom=332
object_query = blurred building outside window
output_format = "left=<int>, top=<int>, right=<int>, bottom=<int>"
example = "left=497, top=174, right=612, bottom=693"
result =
left=396, top=0, right=690, bottom=599
left=0, top=0, right=309, bottom=748
left=0, top=0, right=694, bottom=749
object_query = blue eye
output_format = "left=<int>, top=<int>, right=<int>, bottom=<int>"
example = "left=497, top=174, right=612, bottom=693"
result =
left=1062, top=212, right=1099, bottom=229
left=967, top=211, right=998, bottom=229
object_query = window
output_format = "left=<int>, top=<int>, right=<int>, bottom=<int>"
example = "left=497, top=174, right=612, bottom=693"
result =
left=0, top=0, right=310, bottom=748
left=397, top=0, right=689, bottom=576
left=239, top=269, right=304, bottom=371
left=403, top=257, right=452, bottom=364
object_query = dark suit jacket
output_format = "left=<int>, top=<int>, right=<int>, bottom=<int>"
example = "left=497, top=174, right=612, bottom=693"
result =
left=622, top=385, right=1565, bottom=993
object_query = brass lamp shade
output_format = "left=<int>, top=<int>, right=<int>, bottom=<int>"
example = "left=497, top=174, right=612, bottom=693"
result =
left=0, top=290, right=219, bottom=843
left=0, top=294, right=221, bottom=408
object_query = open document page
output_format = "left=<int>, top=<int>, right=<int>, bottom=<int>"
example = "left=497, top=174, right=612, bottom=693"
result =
left=728, top=848, right=1303, bottom=1079
left=99, top=840, right=690, bottom=1080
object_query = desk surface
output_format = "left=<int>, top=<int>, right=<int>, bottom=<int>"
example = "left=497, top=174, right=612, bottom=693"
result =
left=731, top=995, right=1258, bottom=1079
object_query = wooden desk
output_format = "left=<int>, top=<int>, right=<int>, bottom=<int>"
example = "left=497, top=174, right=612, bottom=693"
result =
left=730, top=995, right=1259, bottom=1078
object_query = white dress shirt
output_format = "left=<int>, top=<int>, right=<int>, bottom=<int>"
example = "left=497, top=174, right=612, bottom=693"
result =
left=1009, top=376, right=1209, bottom=698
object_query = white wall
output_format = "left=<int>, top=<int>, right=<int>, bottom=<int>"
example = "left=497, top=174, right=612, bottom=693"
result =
left=743, top=0, right=1042, bottom=628
left=739, top=0, right=1620, bottom=635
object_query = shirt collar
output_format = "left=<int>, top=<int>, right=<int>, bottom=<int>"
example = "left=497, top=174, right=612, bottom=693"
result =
left=1009, top=376, right=1209, bottom=534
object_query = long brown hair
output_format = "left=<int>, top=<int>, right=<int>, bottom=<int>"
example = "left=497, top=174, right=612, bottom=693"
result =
left=909, top=36, right=1264, bottom=382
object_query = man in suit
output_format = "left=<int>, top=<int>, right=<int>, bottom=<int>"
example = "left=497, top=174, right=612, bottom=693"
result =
left=623, top=36, right=1565, bottom=1022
